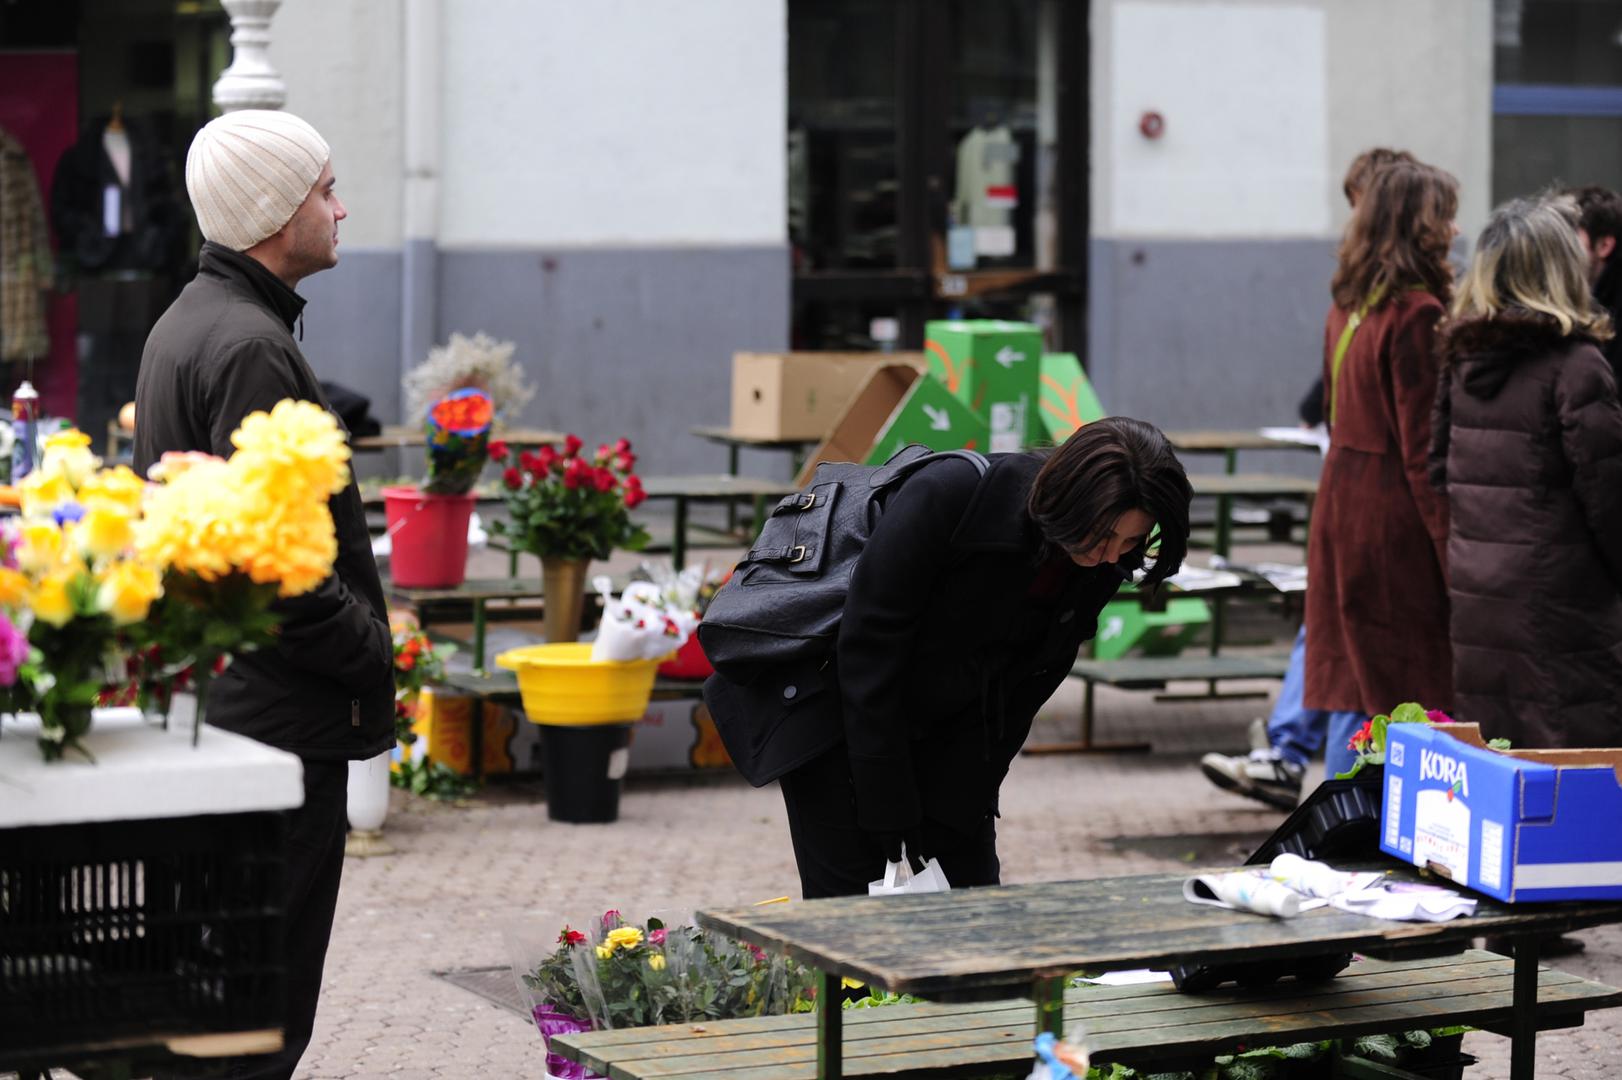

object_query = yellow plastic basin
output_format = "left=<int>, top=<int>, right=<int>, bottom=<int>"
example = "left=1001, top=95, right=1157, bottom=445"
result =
left=494, top=642, right=662, bottom=726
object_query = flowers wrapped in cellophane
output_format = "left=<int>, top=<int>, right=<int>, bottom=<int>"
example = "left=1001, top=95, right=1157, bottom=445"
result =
left=423, top=387, right=493, bottom=495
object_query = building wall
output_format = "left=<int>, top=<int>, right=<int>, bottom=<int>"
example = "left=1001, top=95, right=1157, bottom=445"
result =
left=262, top=0, right=790, bottom=475
left=1088, top=0, right=1492, bottom=451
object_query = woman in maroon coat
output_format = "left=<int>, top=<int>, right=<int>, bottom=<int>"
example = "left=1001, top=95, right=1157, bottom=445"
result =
left=1430, top=197, right=1622, bottom=748
left=1305, top=161, right=1457, bottom=755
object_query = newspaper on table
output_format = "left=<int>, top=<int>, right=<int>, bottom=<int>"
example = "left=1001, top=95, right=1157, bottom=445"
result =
left=1258, top=425, right=1330, bottom=455
left=1184, top=854, right=1476, bottom=922
left=1210, top=555, right=1308, bottom=593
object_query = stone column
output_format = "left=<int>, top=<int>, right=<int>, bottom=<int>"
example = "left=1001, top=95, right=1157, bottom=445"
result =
left=213, top=0, right=286, bottom=112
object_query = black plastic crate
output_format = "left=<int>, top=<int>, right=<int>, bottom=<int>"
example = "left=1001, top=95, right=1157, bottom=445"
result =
left=0, top=810, right=288, bottom=1062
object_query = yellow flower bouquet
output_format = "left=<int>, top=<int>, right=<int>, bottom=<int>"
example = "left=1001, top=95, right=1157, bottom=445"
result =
left=0, top=401, right=351, bottom=761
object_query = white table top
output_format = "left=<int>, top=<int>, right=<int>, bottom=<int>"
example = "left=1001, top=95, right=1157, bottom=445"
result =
left=0, top=708, right=304, bottom=828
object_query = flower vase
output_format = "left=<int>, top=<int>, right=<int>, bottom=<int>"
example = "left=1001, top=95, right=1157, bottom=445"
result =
left=345, top=748, right=396, bottom=857
left=541, top=556, right=589, bottom=643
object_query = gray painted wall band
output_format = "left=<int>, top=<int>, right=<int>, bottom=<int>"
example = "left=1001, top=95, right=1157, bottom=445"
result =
left=1087, top=236, right=1338, bottom=478
left=301, top=244, right=791, bottom=478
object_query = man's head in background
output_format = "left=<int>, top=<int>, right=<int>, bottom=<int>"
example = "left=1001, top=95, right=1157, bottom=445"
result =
left=1566, top=185, right=1622, bottom=286
left=1343, top=148, right=1418, bottom=210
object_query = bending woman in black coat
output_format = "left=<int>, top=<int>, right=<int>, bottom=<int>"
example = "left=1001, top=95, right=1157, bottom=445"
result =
left=782, top=417, right=1192, bottom=897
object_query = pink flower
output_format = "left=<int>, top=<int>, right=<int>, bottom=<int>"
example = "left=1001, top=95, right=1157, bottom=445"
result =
left=648, top=928, right=667, bottom=946
left=1426, top=709, right=1454, bottom=724
left=0, top=614, right=25, bottom=686
left=600, top=909, right=621, bottom=929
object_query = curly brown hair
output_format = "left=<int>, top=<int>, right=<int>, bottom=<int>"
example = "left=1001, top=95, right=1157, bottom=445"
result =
left=1330, top=160, right=1458, bottom=312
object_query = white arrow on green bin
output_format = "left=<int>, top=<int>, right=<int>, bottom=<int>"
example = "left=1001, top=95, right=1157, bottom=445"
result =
left=922, top=405, right=951, bottom=431
left=994, top=346, right=1026, bottom=368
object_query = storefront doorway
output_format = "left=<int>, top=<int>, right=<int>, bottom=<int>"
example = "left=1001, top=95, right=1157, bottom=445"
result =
left=788, top=0, right=1088, bottom=356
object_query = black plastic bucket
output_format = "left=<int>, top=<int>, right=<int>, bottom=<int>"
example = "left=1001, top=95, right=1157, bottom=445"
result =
left=541, top=723, right=632, bottom=823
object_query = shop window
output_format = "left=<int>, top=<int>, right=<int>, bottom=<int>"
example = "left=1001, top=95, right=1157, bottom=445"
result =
left=1493, top=0, right=1622, bottom=198
left=789, top=0, right=1087, bottom=354
left=0, top=0, right=228, bottom=442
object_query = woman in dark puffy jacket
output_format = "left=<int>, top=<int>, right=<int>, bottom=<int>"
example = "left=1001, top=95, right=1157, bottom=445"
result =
left=1431, top=196, right=1622, bottom=748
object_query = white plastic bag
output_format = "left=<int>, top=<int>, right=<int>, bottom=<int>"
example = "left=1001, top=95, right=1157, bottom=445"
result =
left=867, top=844, right=952, bottom=896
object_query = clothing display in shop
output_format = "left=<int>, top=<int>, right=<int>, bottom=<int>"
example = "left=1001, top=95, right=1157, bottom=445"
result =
left=50, top=110, right=179, bottom=274
left=952, top=123, right=1018, bottom=231
left=0, top=125, right=52, bottom=363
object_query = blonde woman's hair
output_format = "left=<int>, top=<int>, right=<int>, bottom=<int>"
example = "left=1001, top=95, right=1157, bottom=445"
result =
left=1453, top=196, right=1614, bottom=340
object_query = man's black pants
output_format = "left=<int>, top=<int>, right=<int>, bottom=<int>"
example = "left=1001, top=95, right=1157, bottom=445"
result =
left=227, top=760, right=349, bottom=1080
left=778, top=746, right=999, bottom=899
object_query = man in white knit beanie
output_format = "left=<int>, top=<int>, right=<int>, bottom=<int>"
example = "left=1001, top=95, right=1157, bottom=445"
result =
left=184, top=108, right=345, bottom=283
left=134, top=111, right=391, bottom=1080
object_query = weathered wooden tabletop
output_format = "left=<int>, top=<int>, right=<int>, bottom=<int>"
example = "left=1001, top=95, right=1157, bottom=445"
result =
left=1189, top=473, right=1319, bottom=498
left=690, top=425, right=823, bottom=451
left=1168, top=430, right=1324, bottom=453
left=352, top=425, right=562, bottom=451
left=382, top=576, right=545, bottom=603
left=697, top=866, right=1622, bottom=1000
left=639, top=474, right=804, bottom=500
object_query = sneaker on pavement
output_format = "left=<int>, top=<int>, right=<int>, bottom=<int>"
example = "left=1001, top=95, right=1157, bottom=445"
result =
left=1200, top=748, right=1304, bottom=810
left=1247, top=717, right=1270, bottom=753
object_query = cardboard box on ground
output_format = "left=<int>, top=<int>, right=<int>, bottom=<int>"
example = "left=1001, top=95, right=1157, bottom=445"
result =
left=402, top=689, right=734, bottom=777
left=1382, top=722, right=1622, bottom=902
left=729, top=352, right=924, bottom=440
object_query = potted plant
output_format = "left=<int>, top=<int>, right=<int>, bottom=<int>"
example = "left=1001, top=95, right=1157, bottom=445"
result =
left=383, top=388, right=494, bottom=589
left=514, top=909, right=816, bottom=1079
left=491, top=436, right=648, bottom=643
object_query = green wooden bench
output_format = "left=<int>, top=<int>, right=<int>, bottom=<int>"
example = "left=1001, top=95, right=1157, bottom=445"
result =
left=1025, top=654, right=1291, bottom=755
left=552, top=950, right=1620, bottom=1079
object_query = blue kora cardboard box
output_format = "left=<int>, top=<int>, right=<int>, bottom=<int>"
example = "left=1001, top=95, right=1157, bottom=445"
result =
left=1381, top=722, right=1622, bottom=902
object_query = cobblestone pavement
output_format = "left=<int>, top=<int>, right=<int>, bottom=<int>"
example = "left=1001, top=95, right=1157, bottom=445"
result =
left=297, top=671, right=1622, bottom=1079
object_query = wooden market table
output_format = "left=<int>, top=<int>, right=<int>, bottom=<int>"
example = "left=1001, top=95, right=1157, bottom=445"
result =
left=0, top=709, right=302, bottom=1074
left=1168, top=428, right=1325, bottom=474
left=690, top=425, right=822, bottom=532
left=383, top=575, right=549, bottom=672
left=351, top=424, right=563, bottom=452
left=437, top=669, right=707, bottom=781
left=689, top=864, right=1622, bottom=1080
left=638, top=474, right=802, bottom=569
left=690, top=424, right=821, bottom=476
left=1187, top=473, right=1318, bottom=558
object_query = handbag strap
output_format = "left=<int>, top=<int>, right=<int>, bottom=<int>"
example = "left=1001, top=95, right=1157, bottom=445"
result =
left=1328, top=283, right=1429, bottom=426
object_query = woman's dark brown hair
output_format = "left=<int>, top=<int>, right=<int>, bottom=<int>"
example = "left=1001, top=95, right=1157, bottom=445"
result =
left=1330, top=160, right=1458, bottom=311
left=1027, top=416, right=1192, bottom=588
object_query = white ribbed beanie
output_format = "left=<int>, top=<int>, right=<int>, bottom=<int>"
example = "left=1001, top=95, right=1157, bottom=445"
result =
left=185, top=110, right=330, bottom=251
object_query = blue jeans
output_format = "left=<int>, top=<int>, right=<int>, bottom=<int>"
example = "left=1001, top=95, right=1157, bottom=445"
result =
left=1267, top=626, right=1365, bottom=778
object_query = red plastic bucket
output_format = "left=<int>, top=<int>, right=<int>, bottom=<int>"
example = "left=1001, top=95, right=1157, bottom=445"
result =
left=383, top=486, right=477, bottom=588
left=657, top=634, right=714, bottom=680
